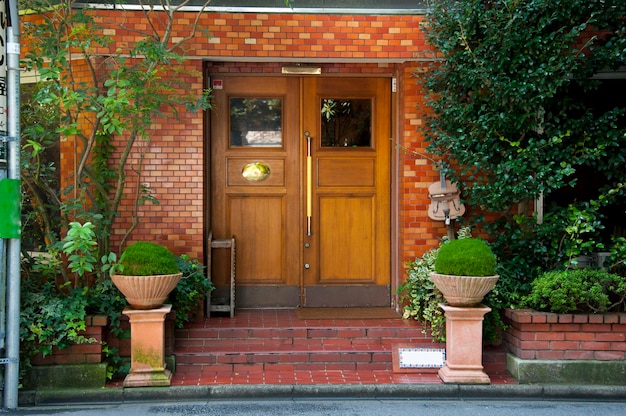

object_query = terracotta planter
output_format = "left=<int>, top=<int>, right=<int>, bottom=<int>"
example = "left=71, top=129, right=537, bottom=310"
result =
left=430, top=272, right=499, bottom=307
left=111, top=273, right=183, bottom=310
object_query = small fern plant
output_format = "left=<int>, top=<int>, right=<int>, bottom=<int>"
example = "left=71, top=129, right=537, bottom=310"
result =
left=399, top=227, right=472, bottom=342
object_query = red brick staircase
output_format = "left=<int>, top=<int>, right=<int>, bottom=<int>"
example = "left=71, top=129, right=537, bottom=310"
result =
left=175, top=310, right=435, bottom=373
left=171, top=309, right=512, bottom=385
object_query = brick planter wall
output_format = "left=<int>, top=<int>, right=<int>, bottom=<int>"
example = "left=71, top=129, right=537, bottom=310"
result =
left=503, top=308, right=626, bottom=385
left=24, top=315, right=109, bottom=390
left=23, top=312, right=176, bottom=390
left=504, top=308, right=626, bottom=361
left=30, top=315, right=108, bottom=366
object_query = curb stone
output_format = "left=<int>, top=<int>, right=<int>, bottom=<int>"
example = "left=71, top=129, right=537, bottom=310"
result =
left=18, top=384, right=626, bottom=407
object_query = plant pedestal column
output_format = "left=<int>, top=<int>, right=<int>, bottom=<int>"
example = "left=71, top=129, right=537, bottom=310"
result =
left=123, top=304, right=172, bottom=387
left=438, top=303, right=491, bottom=384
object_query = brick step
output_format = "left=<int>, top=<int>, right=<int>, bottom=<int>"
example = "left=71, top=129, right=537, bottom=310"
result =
left=173, top=338, right=424, bottom=349
left=175, top=339, right=445, bottom=361
left=174, top=349, right=430, bottom=374
left=176, top=349, right=396, bottom=366
left=176, top=361, right=401, bottom=374
left=175, top=349, right=505, bottom=374
left=175, top=338, right=430, bottom=352
left=175, top=326, right=428, bottom=342
left=482, top=346, right=508, bottom=372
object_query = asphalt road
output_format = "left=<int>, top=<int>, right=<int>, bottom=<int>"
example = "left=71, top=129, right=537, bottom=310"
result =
left=9, top=398, right=626, bottom=416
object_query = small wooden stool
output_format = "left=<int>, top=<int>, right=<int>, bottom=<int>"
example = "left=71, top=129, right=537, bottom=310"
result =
left=206, top=231, right=236, bottom=318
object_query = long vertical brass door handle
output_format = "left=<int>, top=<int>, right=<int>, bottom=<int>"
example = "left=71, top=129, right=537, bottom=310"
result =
left=305, top=131, right=312, bottom=236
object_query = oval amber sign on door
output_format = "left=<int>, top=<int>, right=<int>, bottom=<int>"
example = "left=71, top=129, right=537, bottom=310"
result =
left=242, top=162, right=271, bottom=182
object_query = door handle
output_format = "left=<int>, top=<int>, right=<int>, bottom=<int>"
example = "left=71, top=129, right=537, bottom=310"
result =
left=305, top=131, right=312, bottom=236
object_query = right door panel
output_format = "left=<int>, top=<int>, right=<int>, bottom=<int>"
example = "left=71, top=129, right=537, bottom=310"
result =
left=302, top=77, right=391, bottom=307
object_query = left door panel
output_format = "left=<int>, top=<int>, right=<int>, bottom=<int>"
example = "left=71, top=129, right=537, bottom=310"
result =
left=210, top=76, right=301, bottom=307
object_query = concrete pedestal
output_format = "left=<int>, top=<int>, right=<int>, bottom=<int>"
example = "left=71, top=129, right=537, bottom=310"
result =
left=122, top=304, right=172, bottom=387
left=438, top=303, right=491, bottom=384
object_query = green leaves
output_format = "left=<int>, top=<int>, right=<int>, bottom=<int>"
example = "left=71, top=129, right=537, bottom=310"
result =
left=424, top=0, right=626, bottom=213
left=21, top=0, right=214, bottom=257
left=400, top=247, right=446, bottom=341
left=101, top=252, right=122, bottom=276
left=170, top=255, right=214, bottom=328
left=63, top=222, right=98, bottom=277
left=523, top=269, right=626, bottom=313
left=422, top=0, right=626, bottom=316
left=23, top=140, right=43, bottom=158
left=20, top=280, right=92, bottom=362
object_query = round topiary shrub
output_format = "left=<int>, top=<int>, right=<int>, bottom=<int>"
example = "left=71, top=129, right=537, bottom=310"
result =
left=119, top=242, right=180, bottom=276
left=434, top=238, right=496, bottom=277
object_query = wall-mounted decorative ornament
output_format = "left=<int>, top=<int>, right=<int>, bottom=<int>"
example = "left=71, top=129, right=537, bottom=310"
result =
left=428, top=180, right=465, bottom=224
left=242, top=162, right=271, bottom=182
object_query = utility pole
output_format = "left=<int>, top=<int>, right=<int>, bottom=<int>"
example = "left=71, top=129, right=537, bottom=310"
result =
left=1, top=0, right=20, bottom=409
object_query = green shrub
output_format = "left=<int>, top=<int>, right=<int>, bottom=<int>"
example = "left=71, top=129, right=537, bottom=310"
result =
left=434, top=238, right=497, bottom=277
left=170, top=255, right=215, bottom=328
left=523, top=269, right=626, bottom=314
left=119, top=242, right=180, bottom=276
left=399, top=247, right=446, bottom=341
left=20, top=280, right=93, bottom=371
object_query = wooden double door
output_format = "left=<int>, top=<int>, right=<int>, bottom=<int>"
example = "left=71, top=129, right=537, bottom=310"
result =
left=209, top=76, right=391, bottom=308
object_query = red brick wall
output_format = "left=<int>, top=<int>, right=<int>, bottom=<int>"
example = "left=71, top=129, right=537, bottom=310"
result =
left=92, top=12, right=428, bottom=61
left=110, top=58, right=206, bottom=259
left=504, top=309, right=626, bottom=361
left=398, top=63, right=449, bottom=261
left=24, top=9, right=442, bottom=268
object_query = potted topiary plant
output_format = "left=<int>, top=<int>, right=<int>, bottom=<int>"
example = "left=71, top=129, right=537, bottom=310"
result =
left=110, top=241, right=183, bottom=310
left=429, top=238, right=499, bottom=307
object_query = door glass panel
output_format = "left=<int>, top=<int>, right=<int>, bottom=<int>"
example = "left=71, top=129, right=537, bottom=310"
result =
left=320, top=98, right=372, bottom=147
left=230, top=98, right=282, bottom=147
